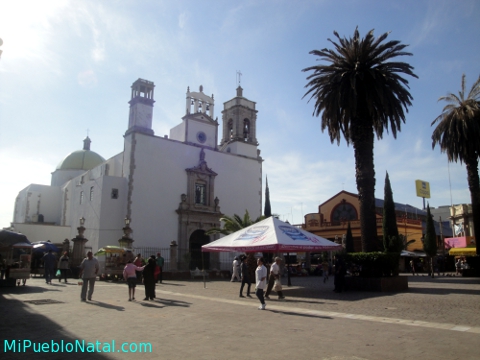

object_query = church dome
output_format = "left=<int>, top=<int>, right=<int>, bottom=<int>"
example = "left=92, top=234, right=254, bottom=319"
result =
left=56, top=137, right=105, bottom=170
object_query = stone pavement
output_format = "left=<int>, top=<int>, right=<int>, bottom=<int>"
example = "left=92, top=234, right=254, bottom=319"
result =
left=1, top=274, right=479, bottom=360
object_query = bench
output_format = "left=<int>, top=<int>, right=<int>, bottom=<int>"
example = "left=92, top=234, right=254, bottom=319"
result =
left=190, top=268, right=209, bottom=279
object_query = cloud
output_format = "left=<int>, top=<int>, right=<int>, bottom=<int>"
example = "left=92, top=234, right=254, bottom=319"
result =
left=77, top=69, right=98, bottom=87
left=178, top=12, right=188, bottom=29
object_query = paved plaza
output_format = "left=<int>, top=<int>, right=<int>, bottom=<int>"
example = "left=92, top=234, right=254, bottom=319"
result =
left=1, top=274, right=479, bottom=359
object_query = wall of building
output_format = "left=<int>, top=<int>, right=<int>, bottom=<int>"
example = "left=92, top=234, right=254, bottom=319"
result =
left=13, top=184, right=62, bottom=224
left=304, top=191, right=425, bottom=252
left=123, top=132, right=262, bottom=248
left=12, top=222, right=71, bottom=243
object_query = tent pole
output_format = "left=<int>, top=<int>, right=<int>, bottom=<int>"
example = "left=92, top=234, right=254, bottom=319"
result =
left=202, top=250, right=206, bottom=288
left=287, top=252, right=291, bottom=287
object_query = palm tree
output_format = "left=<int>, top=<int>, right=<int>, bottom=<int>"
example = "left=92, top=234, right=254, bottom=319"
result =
left=431, top=74, right=480, bottom=255
left=302, top=28, right=418, bottom=252
left=205, top=210, right=264, bottom=236
left=206, top=210, right=265, bottom=280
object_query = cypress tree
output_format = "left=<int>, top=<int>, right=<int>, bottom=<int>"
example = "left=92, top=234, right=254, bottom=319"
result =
left=423, top=203, right=438, bottom=277
left=264, top=176, right=272, bottom=217
left=383, top=172, right=400, bottom=252
left=345, top=222, right=355, bottom=253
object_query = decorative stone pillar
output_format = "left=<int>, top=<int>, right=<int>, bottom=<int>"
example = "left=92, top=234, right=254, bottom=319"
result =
left=72, top=218, right=88, bottom=268
left=170, top=241, right=178, bottom=271
left=118, top=217, right=134, bottom=249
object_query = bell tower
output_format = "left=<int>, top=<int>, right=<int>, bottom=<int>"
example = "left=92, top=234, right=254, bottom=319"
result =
left=220, top=86, right=258, bottom=157
left=126, top=78, right=155, bottom=136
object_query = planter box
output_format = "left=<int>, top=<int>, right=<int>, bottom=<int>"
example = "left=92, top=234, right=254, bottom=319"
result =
left=345, top=276, right=408, bottom=292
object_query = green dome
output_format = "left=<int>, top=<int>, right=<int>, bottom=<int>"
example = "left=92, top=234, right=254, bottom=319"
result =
left=56, top=150, right=105, bottom=170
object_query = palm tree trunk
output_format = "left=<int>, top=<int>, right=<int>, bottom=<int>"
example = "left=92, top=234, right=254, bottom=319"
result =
left=352, top=125, right=379, bottom=252
left=465, top=156, right=480, bottom=255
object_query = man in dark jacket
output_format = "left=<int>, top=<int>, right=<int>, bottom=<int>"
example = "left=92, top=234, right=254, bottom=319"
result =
left=42, top=250, right=56, bottom=284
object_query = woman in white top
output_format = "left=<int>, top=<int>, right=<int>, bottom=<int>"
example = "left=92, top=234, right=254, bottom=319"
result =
left=255, top=257, right=268, bottom=310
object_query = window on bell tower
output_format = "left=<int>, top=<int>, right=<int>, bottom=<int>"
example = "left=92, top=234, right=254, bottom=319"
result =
left=243, top=119, right=250, bottom=141
left=228, top=119, right=233, bottom=139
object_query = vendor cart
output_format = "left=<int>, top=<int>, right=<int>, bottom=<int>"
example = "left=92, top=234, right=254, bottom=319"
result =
left=0, top=230, right=32, bottom=286
left=95, top=246, right=133, bottom=280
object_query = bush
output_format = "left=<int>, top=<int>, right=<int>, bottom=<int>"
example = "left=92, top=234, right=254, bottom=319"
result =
left=345, top=252, right=400, bottom=277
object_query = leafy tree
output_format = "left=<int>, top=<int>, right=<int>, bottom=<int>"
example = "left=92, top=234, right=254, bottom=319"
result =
left=345, top=222, right=355, bottom=253
left=423, top=204, right=438, bottom=278
left=206, top=210, right=265, bottom=280
left=302, top=28, right=417, bottom=252
left=431, top=74, right=480, bottom=255
left=382, top=172, right=402, bottom=252
left=264, top=176, right=272, bottom=218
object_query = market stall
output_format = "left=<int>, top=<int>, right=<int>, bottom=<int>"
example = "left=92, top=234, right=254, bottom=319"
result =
left=95, top=246, right=133, bottom=279
left=0, top=230, right=32, bottom=286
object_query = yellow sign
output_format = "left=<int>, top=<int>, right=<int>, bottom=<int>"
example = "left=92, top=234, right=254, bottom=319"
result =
left=415, top=180, right=431, bottom=198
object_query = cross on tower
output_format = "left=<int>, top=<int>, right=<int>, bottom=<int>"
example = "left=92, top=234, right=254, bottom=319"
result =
left=236, top=70, right=242, bottom=86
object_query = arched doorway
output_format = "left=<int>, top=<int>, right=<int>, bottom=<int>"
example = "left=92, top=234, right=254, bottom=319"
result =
left=189, top=230, right=210, bottom=270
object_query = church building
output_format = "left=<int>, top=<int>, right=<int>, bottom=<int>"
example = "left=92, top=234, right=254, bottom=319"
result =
left=12, top=79, right=263, bottom=267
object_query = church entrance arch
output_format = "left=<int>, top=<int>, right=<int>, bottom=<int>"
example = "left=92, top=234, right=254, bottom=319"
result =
left=189, top=230, right=210, bottom=270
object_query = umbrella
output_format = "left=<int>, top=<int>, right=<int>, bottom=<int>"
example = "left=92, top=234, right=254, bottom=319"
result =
left=12, top=242, right=33, bottom=248
left=202, top=217, right=341, bottom=253
left=0, top=230, right=30, bottom=248
left=31, top=241, right=61, bottom=253
left=95, top=246, right=126, bottom=256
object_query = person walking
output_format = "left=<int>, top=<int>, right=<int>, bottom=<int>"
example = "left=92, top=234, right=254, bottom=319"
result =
left=255, top=257, right=268, bottom=310
left=156, top=252, right=164, bottom=284
left=134, top=254, right=143, bottom=284
left=42, top=250, right=56, bottom=284
left=79, top=251, right=99, bottom=301
left=123, top=260, right=145, bottom=301
left=455, top=258, right=462, bottom=276
left=143, top=255, right=156, bottom=301
left=57, top=251, right=70, bottom=283
left=265, top=257, right=285, bottom=300
left=239, top=255, right=252, bottom=298
left=231, top=256, right=241, bottom=282
left=322, top=259, right=329, bottom=283
left=409, top=259, right=416, bottom=276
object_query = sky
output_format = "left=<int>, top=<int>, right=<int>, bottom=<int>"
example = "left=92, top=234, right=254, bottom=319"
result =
left=0, top=0, right=479, bottom=227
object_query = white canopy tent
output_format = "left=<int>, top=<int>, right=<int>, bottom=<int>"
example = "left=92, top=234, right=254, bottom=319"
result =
left=202, top=217, right=341, bottom=253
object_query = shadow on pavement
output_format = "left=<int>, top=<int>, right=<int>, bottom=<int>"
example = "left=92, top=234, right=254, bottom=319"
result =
left=408, top=287, right=480, bottom=296
left=0, top=295, right=110, bottom=360
left=267, top=309, right=334, bottom=320
left=156, top=283, right=186, bottom=287
left=0, top=285, right=62, bottom=295
left=86, top=300, right=125, bottom=311
left=137, top=301, right=164, bottom=308
left=152, top=298, right=191, bottom=307
left=408, top=276, right=480, bottom=285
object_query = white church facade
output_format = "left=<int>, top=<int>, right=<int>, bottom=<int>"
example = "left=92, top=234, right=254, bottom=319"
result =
left=12, top=79, right=263, bottom=268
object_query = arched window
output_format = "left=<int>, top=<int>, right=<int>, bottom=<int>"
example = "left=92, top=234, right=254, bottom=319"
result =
left=80, top=191, right=84, bottom=205
left=228, top=119, right=233, bottom=139
left=89, top=186, right=94, bottom=201
left=243, top=119, right=250, bottom=141
left=331, top=200, right=357, bottom=222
